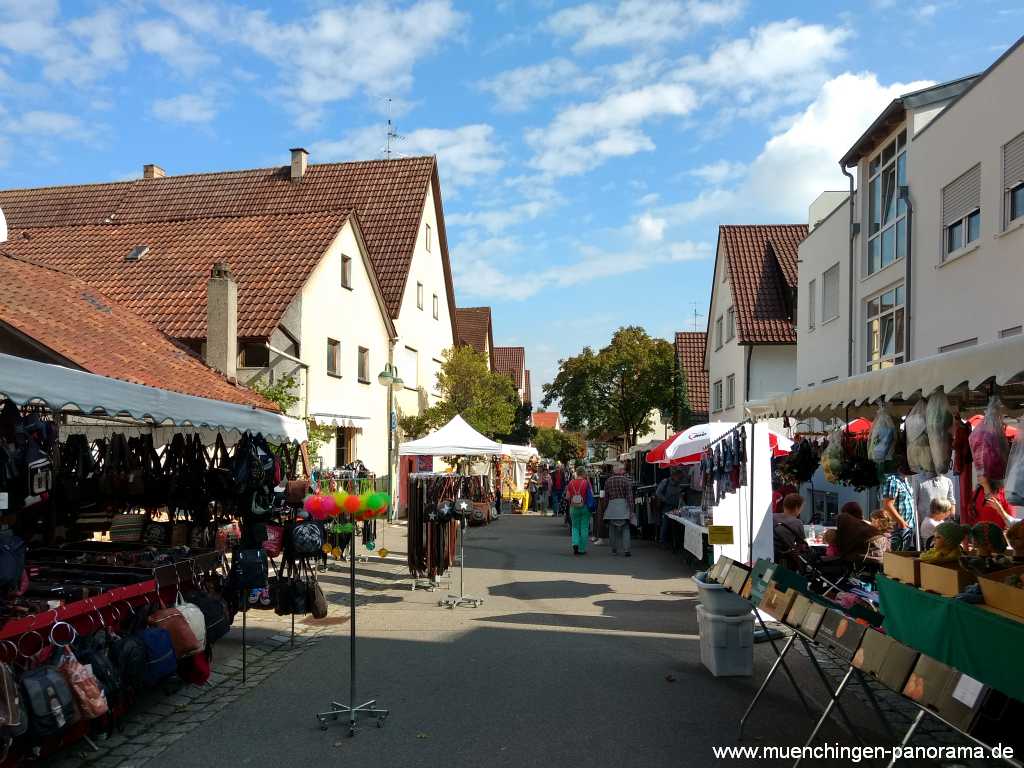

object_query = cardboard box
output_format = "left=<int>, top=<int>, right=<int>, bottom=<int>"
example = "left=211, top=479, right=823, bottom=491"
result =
left=800, top=602, right=827, bottom=638
left=851, top=628, right=888, bottom=676
left=785, top=594, right=812, bottom=629
left=919, top=561, right=976, bottom=597
left=876, top=640, right=920, bottom=693
left=977, top=564, right=1024, bottom=620
left=722, top=562, right=750, bottom=594
left=708, top=556, right=734, bottom=584
left=934, top=671, right=989, bottom=732
left=903, top=655, right=956, bottom=709
left=740, top=559, right=776, bottom=603
left=816, top=609, right=867, bottom=660
left=883, top=551, right=921, bottom=585
left=759, top=582, right=797, bottom=622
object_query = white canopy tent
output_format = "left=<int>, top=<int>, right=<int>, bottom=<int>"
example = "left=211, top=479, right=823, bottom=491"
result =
left=398, top=415, right=503, bottom=456
left=0, top=352, right=307, bottom=443
left=747, top=334, right=1024, bottom=420
left=499, top=444, right=539, bottom=460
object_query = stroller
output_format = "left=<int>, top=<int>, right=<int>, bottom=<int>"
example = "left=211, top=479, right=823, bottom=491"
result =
left=773, top=521, right=850, bottom=596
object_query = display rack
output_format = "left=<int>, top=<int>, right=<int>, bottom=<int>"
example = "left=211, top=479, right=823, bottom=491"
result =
left=439, top=516, right=483, bottom=609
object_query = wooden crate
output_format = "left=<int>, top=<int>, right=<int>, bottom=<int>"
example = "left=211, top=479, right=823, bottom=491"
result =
left=919, top=561, right=976, bottom=597
left=883, top=551, right=921, bottom=586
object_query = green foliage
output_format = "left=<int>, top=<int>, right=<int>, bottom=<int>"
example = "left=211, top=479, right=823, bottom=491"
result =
left=669, top=352, right=692, bottom=431
left=399, top=346, right=517, bottom=440
left=497, top=400, right=535, bottom=445
left=542, top=326, right=675, bottom=447
left=305, top=421, right=336, bottom=467
left=250, top=373, right=300, bottom=414
left=533, top=427, right=585, bottom=464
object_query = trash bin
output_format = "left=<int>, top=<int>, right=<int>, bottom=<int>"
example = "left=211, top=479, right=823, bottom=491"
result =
left=693, top=571, right=751, bottom=616
left=697, top=604, right=754, bottom=677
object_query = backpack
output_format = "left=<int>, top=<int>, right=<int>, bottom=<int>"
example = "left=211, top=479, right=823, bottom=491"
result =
left=108, top=631, right=146, bottom=695
left=140, top=627, right=177, bottom=686
left=186, top=591, right=232, bottom=645
left=21, top=665, right=79, bottom=737
left=0, top=662, right=27, bottom=740
left=73, top=630, right=121, bottom=705
left=291, top=521, right=324, bottom=556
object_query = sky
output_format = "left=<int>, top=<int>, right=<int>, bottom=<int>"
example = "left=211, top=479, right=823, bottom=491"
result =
left=0, top=0, right=1018, bottom=403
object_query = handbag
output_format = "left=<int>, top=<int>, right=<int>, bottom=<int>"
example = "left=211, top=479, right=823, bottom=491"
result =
left=178, top=651, right=210, bottom=686
left=230, top=548, right=268, bottom=591
left=308, top=577, right=328, bottom=619
left=0, top=662, right=27, bottom=739
left=206, top=434, right=235, bottom=502
left=140, top=627, right=177, bottom=686
left=21, top=665, right=80, bottom=737
left=262, top=523, right=284, bottom=557
left=284, top=442, right=309, bottom=505
left=0, top=532, right=25, bottom=592
left=110, top=511, right=147, bottom=543
left=292, top=521, right=324, bottom=556
left=186, top=591, right=232, bottom=645
left=58, top=648, right=108, bottom=719
left=215, top=521, right=242, bottom=553
left=174, top=595, right=207, bottom=650
left=148, top=606, right=201, bottom=658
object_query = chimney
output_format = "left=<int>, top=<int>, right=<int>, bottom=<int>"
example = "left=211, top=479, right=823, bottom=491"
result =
left=206, top=262, right=238, bottom=380
left=290, top=148, right=308, bottom=182
left=143, top=164, right=166, bottom=179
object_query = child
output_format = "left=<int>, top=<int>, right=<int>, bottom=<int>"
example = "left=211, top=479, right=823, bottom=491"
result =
left=822, top=528, right=839, bottom=558
left=920, top=497, right=953, bottom=547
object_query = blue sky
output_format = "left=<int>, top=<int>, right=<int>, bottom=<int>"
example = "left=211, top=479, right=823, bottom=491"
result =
left=0, top=1, right=1018, bottom=399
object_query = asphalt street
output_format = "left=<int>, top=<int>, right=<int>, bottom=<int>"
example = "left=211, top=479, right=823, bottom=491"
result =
left=151, top=516, right=845, bottom=768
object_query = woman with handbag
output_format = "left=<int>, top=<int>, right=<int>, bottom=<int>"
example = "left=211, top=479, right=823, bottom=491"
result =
left=565, top=467, right=595, bottom=556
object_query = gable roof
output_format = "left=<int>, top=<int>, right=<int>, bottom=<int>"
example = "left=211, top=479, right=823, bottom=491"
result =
left=532, top=411, right=559, bottom=429
left=0, top=212, right=350, bottom=340
left=0, top=253, right=277, bottom=411
left=716, top=224, right=806, bottom=346
left=674, top=331, right=709, bottom=414
left=454, top=306, right=494, bottom=366
left=0, top=156, right=456, bottom=329
left=493, top=346, right=525, bottom=389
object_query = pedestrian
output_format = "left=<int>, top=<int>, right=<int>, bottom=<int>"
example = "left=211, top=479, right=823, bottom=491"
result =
left=881, top=461, right=917, bottom=551
left=915, top=471, right=956, bottom=523
left=566, top=467, right=595, bottom=555
left=655, top=466, right=687, bottom=547
left=537, top=466, right=552, bottom=513
left=600, top=463, right=635, bottom=556
left=551, top=462, right=568, bottom=522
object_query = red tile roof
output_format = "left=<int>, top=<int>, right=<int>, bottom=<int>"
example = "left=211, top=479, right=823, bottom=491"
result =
left=0, top=156, right=453, bottom=323
left=493, top=346, right=525, bottom=389
left=0, top=254, right=278, bottom=410
left=718, top=224, right=806, bottom=345
left=674, top=331, right=709, bottom=415
left=454, top=307, right=493, bottom=365
left=532, top=411, right=559, bottom=429
left=0, top=213, right=350, bottom=341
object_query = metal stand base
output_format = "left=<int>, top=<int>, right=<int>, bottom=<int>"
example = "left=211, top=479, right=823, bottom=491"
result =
left=316, top=700, right=390, bottom=737
left=437, top=522, right=482, bottom=608
left=439, top=594, right=483, bottom=609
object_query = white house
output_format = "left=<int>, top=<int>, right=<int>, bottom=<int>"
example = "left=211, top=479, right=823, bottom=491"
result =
left=705, top=225, right=806, bottom=424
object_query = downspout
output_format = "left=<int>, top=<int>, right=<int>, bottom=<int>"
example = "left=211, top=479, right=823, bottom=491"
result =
left=899, top=186, right=913, bottom=362
left=841, top=162, right=856, bottom=377
left=744, top=344, right=753, bottom=404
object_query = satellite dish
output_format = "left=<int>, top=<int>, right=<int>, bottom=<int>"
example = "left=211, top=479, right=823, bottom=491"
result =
left=0, top=207, right=7, bottom=243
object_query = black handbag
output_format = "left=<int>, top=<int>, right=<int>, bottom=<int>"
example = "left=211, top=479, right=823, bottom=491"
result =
left=231, top=548, right=269, bottom=591
left=207, top=434, right=234, bottom=502
left=292, top=520, right=324, bottom=556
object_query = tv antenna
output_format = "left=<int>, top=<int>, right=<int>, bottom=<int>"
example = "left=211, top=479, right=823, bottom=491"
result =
left=384, top=98, right=403, bottom=160
left=689, top=301, right=704, bottom=332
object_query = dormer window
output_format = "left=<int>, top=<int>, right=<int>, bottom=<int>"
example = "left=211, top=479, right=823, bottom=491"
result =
left=126, top=245, right=149, bottom=262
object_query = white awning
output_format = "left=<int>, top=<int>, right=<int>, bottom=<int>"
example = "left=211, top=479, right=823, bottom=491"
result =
left=747, top=334, right=1024, bottom=419
left=309, top=412, right=371, bottom=428
left=0, top=353, right=306, bottom=443
left=500, top=443, right=539, bottom=460
left=398, top=415, right=503, bottom=456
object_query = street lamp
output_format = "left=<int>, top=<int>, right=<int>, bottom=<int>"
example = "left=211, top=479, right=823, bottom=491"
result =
left=378, top=363, right=404, bottom=522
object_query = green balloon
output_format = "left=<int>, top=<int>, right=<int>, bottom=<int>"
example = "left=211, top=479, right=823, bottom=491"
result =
left=339, top=523, right=354, bottom=534
left=365, top=541, right=375, bottom=550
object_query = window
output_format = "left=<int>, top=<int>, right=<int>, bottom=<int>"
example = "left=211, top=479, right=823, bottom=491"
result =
left=726, top=307, right=735, bottom=340
left=358, top=347, right=369, bottom=383
left=822, top=264, right=840, bottom=322
left=403, top=346, right=419, bottom=388
left=416, top=282, right=424, bottom=310
left=335, top=427, right=354, bottom=468
left=425, top=223, right=432, bottom=252
left=341, top=255, right=352, bottom=289
left=1003, top=131, right=1024, bottom=228
left=942, top=164, right=981, bottom=258
left=811, top=490, right=839, bottom=525
left=715, top=316, right=723, bottom=349
left=431, top=358, right=443, bottom=395
left=712, top=380, right=723, bottom=412
left=867, top=130, right=907, bottom=275
left=238, top=342, right=269, bottom=368
left=807, top=279, right=816, bottom=331
left=865, top=285, right=905, bottom=371
left=726, top=374, right=735, bottom=409
left=432, top=293, right=439, bottom=320
left=327, top=338, right=341, bottom=376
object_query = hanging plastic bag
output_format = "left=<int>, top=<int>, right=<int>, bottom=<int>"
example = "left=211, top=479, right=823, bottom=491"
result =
left=821, top=427, right=845, bottom=484
left=926, top=389, right=955, bottom=474
left=1005, top=436, right=1024, bottom=506
left=868, top=404, right=896, bottom=464
left=969, top=396, right=1009, bottom=480
left=905, top=398, right=933, bottom=474
left=58, top=648, right=108, bottom=719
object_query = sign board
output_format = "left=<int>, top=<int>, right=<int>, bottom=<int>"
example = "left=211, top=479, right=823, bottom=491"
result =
left=707, top=525, right=735, bottom=545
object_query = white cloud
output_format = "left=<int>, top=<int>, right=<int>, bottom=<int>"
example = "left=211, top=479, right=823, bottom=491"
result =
left=5, top=110, right=91, bottom=139
left=527, top=83, right=698, bottom=177
left=636, top=192, right=660, bottom=206
left=690, top=160, right=746, bottom=185
left=151, top=93, right=218, bottom=124
left=312, top=123, right=503, bottom=193
left=635, top=212, right=666, bottom=242
left=547, top=0, right=744, bottom=51
left=447, top=201, right=547, bottom=234
left=478, top=58, right=597, bottom=112
left=135, top=19, right=216, bottom=74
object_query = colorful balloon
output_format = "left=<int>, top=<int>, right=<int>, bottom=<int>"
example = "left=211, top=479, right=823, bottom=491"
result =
left=332, top=491, right=348, bottom=509
left=343, top=494, right=362, bottom=514
left=320, top=495, right=338, bottom=518
left=303, top=495, right=319, bottom=515
left=339, top=522, right=354, bottom=534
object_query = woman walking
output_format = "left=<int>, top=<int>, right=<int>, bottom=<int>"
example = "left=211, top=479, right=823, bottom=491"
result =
left=566, top=467, right=595, bottom=555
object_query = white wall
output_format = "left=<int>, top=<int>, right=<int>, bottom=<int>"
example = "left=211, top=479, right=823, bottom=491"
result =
left=707, top=243, right=747, bottom=423
left=748, top=345, right=796, bottom=401
left=300, top=221, right=393, bottom=474
left=909, top=42, right=1024, bottom=359
left=393, top=180, right=455, bottom=420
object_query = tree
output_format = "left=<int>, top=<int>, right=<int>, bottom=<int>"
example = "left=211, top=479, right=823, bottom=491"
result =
left=398, top=346, right=517, bottom=440
left=497, top=400, right=535, bottom=445
left=533, top=427, right=586, bottom=464
left=542, top=326, right=675, bottom=449
left=669, top=352, right=692, bottom=431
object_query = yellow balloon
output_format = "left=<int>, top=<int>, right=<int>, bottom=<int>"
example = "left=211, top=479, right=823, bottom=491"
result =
left=378, top=547, right=390, bottom=558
